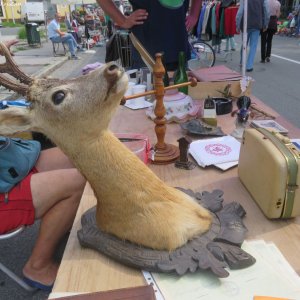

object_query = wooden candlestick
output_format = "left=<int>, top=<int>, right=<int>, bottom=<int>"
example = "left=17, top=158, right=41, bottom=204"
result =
left=121, top=54, right=197, bottom=164
left=150, top=53, right=179, bottom=164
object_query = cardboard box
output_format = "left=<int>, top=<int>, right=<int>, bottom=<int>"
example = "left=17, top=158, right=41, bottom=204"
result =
left=188, top=80, right=252, bottom=100
left=187, top=65, right=251, bottom=100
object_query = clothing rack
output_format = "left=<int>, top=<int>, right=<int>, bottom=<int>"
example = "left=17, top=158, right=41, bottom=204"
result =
left=195, top=0, right=238, bottom=47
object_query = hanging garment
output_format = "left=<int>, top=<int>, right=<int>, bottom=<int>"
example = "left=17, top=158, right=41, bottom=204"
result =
left=204, top=4, right=214, bottom=41
left=196, top=3, right=207, bottom=38
left=211, top=4, right=217, bottom=35
left=215, top=2, right=222, bottom=33
left=219, top=8, right=226, bottom=39
left=224, top=6, right=239, bottom=36
left=202, top=2, right=212, bottom=35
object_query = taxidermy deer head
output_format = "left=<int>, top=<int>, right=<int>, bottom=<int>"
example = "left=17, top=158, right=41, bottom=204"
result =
left=0, top=42, right=211, bottom=251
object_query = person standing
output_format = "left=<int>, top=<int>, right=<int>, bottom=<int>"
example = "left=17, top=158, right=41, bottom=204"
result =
left=96, top=0, right=202, bottom=71
left=236, top=0, right=269, bottom=72
left=225, top=36, right=236, bottom=51
left=260, top=0, right=281, bottom=63
left=294, top=3, right=300, bottom=36
left=71, top=16, right=81, bottom=43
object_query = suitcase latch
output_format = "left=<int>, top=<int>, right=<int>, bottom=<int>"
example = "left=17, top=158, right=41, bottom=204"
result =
left=287, top=184, right=298, bottom=191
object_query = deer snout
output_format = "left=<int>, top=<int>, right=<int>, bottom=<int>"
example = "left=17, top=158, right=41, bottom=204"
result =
left=104, top=63, right=122, bottom=86
left=107, top=63, right=119, bottom=72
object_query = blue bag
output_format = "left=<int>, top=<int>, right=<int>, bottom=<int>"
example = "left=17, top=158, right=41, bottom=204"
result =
left=0, top=99, right=30, bottom=110
left=0, top=136, right=41, bottom=194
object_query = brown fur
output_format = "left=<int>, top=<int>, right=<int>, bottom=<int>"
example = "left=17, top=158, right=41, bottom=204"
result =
left=0, top=63, right=211, bottom=250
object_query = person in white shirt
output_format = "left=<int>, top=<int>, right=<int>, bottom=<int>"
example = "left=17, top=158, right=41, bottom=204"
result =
left=48, top=13, right=81, bottom=60
left=260, top=0, right=281, bottom=63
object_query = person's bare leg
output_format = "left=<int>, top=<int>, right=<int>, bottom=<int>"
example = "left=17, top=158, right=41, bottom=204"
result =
left=35, top=147, right=75, bottom=171
left=22, top=168, right=85, bottom=285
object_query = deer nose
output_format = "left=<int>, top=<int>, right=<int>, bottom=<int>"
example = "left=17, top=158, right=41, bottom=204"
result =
left=104, top=63, right=121, bottom=85
left=107, top=63, right=119, bottom=72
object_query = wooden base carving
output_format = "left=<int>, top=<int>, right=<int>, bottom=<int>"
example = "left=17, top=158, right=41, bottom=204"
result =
left=78, top=189, right=256, bottom=278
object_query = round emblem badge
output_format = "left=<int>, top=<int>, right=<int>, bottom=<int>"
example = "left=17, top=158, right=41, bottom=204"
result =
left=205, top=143, right=231, bottom=156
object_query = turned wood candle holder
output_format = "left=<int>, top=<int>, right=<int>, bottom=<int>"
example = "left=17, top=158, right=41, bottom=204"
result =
left=122, top=53, right=197, bottom=164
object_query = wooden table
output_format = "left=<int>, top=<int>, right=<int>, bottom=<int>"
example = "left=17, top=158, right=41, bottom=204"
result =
left=52, top=96, right=300, bottom=294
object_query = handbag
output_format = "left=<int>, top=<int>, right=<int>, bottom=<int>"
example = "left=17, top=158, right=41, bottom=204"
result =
left=268, top=16, right=278, bottom=31
left=290, top=17, right=296, bottom=28
left=0, top=137, right=41, bottom=193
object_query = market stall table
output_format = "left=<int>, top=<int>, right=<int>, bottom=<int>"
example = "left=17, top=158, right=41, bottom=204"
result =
left=51, top=95, right=300, bottom=296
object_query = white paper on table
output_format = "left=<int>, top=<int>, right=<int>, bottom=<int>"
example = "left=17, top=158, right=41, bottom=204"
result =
left=124, top=100, right=153, bottom=110
left=214, top=160, right=238, bottom=171
left=151, top=240, right=300, bottom=300
left=250, top=119, right=289, bottom=134
left=246, top=240, right=300, bottom=290
left=189, top=136, right=241, bottom=167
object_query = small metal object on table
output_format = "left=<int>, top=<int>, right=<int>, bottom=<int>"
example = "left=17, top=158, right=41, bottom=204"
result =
left=175, top=136, right=196, bottom=170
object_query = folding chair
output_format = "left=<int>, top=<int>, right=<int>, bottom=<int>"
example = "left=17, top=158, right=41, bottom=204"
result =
left=51, top=40, right=67, bottom=57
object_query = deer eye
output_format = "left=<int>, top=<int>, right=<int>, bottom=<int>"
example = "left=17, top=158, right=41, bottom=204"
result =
left=52, top=91, right=65, bottom=105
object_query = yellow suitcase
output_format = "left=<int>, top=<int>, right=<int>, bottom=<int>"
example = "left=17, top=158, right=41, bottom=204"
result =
left=238, top=128, right=300, bottom=219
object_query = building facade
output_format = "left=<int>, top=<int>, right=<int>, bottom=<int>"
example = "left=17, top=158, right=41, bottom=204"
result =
left=0, top=0, right=70, bottom=22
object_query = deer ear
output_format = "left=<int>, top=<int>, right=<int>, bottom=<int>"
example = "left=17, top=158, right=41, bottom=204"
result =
left=0, top=107, right=33, bottom=135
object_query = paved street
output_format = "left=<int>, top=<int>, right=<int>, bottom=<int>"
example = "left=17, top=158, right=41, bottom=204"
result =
left=0, top=30, right=299, bottom=300
left=0, top=27, right=20, bottom=37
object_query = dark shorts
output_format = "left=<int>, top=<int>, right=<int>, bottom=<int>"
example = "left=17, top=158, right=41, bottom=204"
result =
left=0, top=168, right=37, bottom=234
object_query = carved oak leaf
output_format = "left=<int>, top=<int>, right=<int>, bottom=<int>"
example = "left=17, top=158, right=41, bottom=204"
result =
left=207, top=241, right=256, bottom=269
left=157, top=249, right=198, bottom=275
left=215, top=202, right=248, bottom=246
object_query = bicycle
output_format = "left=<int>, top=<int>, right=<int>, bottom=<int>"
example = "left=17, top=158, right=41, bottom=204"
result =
left=187, top=37, right=216, bottom=70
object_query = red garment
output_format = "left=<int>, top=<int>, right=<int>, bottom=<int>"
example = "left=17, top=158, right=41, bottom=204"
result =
left=215, top=2, right=221, bottom=32
left=0, top=168, right=37, bottom=234
left=224, top=6, right=239, bottom=36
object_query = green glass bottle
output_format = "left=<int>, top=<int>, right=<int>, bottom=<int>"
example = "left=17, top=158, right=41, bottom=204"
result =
left=173, top=51, right=188, bottom=95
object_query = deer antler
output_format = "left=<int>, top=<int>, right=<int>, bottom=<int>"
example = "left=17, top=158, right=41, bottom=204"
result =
left=0, top=42, right=32, bottom=96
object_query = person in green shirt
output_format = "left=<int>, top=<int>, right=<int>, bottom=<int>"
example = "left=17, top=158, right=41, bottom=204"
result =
left=97, top=0, right=202, bottom=70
